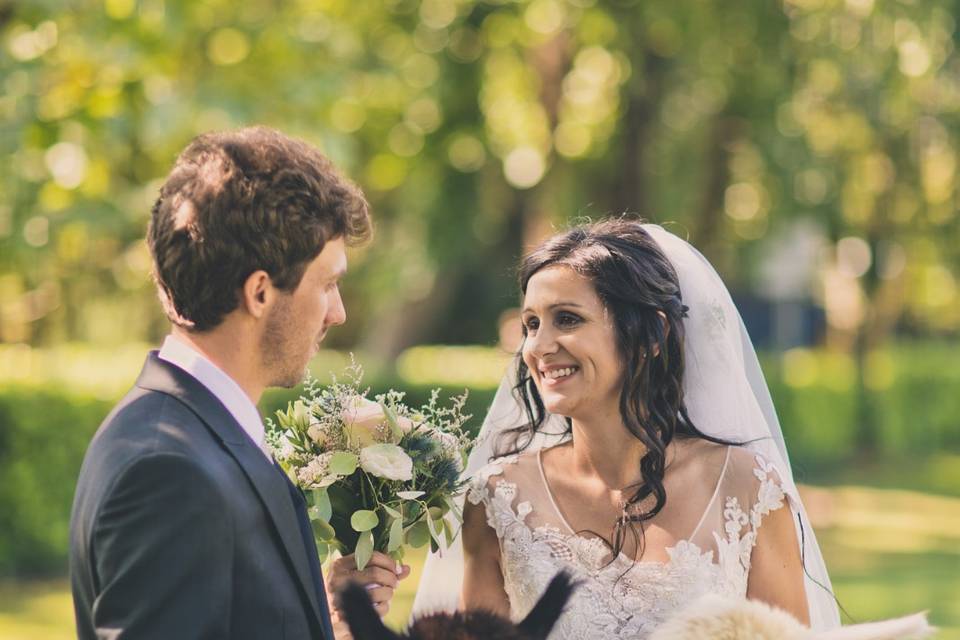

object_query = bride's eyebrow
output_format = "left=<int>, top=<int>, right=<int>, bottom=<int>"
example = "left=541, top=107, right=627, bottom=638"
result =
left=521, top=302, right=585, bottom=314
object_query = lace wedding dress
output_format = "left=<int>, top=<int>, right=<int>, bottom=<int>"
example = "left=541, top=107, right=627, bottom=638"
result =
left=468, top=441, right=790, bottom=639
left=413, top=224, right=841, bottom=631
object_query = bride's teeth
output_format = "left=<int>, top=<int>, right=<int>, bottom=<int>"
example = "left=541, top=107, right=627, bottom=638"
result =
left=545, top=367, right=577, bottom=379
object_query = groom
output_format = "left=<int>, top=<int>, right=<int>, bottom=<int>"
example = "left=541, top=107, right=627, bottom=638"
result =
left=70, top=127, right=400, bottom=639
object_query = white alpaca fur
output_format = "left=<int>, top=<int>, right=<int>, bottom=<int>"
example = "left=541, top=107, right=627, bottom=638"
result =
left=649, top=595, right=935, bottom=640
left=649, top=595, right=809, bottom=640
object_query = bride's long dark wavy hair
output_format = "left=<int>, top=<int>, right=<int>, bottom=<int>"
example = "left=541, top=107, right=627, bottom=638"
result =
left=498, top=218, right=739, bottom=560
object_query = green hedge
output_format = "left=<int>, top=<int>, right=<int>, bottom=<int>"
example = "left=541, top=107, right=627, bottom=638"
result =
left=0, top=379, right=497, bottom=578
left=764, top=343, right=960, bottom=467
left=0, top=386, right=112, bottom=577
left=2, top=341, right=958, bottom=577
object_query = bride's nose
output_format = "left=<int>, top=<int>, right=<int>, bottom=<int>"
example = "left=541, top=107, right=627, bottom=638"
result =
left=524, top=326, right=559, bottom=361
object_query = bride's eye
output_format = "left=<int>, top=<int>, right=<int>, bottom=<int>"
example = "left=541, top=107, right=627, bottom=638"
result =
left=556, top=311, right=582, bottom=328
left=523, top=316, right=540, bottom=333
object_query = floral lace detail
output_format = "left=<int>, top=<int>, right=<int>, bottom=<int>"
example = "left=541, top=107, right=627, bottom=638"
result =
left=712, top=455, right=786, bottom=593
left=467, top=454, right=518, bottom=506
left=471, top=452, right=787, bottom=639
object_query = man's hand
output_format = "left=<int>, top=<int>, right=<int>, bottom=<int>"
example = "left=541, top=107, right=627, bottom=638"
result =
left=326, top=551, right=411, bottom=617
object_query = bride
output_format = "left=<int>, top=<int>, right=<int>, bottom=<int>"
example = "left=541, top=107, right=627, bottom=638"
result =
left=412, top=218, right=841, bottom=637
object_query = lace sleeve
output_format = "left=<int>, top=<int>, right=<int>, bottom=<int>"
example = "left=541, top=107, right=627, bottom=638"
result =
left=465, top=456, right=524, bottom=539
left=750, top=454, right=787, bottom=531
left=713, top=451, right=788, bottom=592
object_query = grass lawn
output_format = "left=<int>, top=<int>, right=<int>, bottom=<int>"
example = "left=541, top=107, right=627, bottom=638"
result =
left=801, top=485, right=960, bottom=639
left=0, top=579, right=74, bottom=640
left=2, top=484, right=957, bottom=639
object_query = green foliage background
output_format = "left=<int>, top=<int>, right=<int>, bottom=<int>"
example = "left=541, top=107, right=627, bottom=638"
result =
left=1, top=0, right=959, bottom=635
left=3, top=0, right=959, bottom=352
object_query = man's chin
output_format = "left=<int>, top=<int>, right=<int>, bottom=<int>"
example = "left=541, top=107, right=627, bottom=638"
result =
left=271, top=365, right=309, bottom=389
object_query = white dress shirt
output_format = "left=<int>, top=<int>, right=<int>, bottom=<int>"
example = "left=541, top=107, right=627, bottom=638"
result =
left=158, top=333, right=272, bottom=460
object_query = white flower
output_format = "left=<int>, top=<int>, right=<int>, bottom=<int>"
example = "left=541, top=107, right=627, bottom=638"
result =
left=359, top=444, right=414, bottom=481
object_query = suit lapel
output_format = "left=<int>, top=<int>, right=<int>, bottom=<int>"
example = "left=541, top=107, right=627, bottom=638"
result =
left=135, top=353, right=325, bottom=630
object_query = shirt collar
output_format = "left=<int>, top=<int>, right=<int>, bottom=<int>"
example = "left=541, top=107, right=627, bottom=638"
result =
left=158, top=333, right=270, bottom=459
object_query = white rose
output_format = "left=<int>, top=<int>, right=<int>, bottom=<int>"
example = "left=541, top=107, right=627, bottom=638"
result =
left=359, top=443, right=414, bottom=481
left=342, top=396, right=413, bottom=448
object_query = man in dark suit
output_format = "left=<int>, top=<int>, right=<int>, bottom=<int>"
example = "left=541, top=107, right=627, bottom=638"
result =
left=70, top=127, right=407, bottom=639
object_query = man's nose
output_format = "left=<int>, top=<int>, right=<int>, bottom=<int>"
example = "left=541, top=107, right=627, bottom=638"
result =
left=327, top=286, right=346, bottom=327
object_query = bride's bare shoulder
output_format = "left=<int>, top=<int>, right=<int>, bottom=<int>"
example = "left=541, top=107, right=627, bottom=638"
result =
left=668, top=437, right=730, bottom=473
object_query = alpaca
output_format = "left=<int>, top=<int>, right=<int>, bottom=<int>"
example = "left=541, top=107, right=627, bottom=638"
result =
left=649, top=594, right=935, bottom=640
left=335, top=571, right=577, bottom=640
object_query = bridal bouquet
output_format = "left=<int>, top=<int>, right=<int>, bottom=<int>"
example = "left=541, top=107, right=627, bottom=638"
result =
left=266, top=360, right=474, bottom=570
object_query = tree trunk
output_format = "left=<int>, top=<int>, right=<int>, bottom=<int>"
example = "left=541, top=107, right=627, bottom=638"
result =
left=609, top=52, right=669, bottom=218
left=690, top=114, right=740, bottom=263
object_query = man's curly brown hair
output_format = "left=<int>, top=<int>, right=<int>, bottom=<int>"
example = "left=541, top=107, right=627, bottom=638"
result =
left=147, top=127, right=371, bottom=331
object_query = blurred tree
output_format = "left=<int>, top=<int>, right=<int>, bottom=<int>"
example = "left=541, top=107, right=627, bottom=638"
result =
left=773, top=0, right=960, bottom=451
left=1, top=1, right=957, bottom=423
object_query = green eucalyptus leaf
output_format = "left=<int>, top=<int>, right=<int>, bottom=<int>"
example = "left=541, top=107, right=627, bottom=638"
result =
left=443, top=516, right=456, bottom=546
left=315, top=540, right=330, bottom=563
left=405, top=520, right=430, bottom=548
left=405, top=501, right=423, bottom=523
left=382, top=504, right=402, bottom=519
left=311, top=517, right=336, bottom=542
left=312, top=489, right=332, bottom=522
left=427, top=511, right=444, bottom=545
left=355, top=530, right=374, bottom=570
left=351, top=509, right=379, bottom=532
left=388, top=516, right=404, bottom=552
left=329, top=452, right=359, bottom=476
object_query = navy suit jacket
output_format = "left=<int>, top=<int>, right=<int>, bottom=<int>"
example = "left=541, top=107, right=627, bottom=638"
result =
left=70, top=353, right=334, bottom=639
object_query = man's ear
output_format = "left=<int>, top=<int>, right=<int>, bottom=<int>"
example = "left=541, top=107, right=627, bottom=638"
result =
left=240, top=270, right=273, bottom=319
left=651, top=310, right=669, bottom=358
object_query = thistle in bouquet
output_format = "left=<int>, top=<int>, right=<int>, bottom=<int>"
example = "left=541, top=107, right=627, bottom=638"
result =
left=266, top=359, right=474, bottom=570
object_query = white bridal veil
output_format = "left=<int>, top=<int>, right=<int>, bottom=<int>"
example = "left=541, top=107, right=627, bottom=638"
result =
left=412, top=224, right=842, bottom=631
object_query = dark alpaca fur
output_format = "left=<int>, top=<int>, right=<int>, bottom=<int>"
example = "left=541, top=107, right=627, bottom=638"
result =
left=336, top=571, right=578, bottom=640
